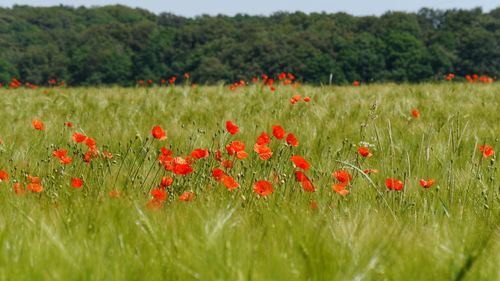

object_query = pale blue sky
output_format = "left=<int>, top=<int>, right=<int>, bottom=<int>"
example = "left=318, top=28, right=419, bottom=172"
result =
left=1, top=0, right=498, bottom=16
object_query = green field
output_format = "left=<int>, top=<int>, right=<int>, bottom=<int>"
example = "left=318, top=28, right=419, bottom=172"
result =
left=0, top=83, right=499, bottom=280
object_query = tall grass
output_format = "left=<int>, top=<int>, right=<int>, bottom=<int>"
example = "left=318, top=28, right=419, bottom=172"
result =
left=0, top=83, right=498, bottom=280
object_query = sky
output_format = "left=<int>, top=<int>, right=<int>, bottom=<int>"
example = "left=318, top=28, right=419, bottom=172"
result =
left=0, top=0, right=498, bottom=16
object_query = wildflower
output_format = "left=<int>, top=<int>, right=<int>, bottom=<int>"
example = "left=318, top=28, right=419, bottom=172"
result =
left=253, top=180, right=273, bottom=196
left=32, top=119, right=44, bottom=131
left=71, top=178, right=84, bottom=188
left=386, top=178, right=404, bottom=191
left=272, top=125, right=286, bottom=140
left=179, top=191, right=195, bottom=201
left=152, top=125, right=167, bottom=140
left=358, top=147, right=372, bottom=157
left=419, top=179, right=435, bottom=189
left=226, top=121, right=239, bottom=135
left=479, top=145, right=495, bottom=158
left=291, top=155, right=310, bottom=171
left=333, top=170, right=352, bottom=184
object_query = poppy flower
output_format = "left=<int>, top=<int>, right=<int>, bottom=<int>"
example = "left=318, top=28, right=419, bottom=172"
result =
left=215, top=150, right=222, bottom=161
left=173, top=164, right=193, bottom=175
left=479, top=145, right=494, bottom=158
left=332, top=183, right=350, bottom=196
left=60, top=156, right=73, bottom=165
left=291, top=155, right=309, bottom=171
left=83, top=149, right=99, bottom=163
left=27, top=175, right=40, bottom=184
left=13, top=183, right=25, bottom=196
left=419, top=179, right=435, bottom=189
left=286, top=133, right=298, bottom=147
left=65, top=122, right=73, bottom=128
left=0, top=170, right=9, bottom=182
left=52, top=149, right=68, bottom=158
left=85, top=138, right=97, bottom=150
left=236, top=150, right=249, bottom=160
left=303, top=96, right=311, bottom=102
left=179, top=191, right=195, bottom=201
left=290, top=95, right=301, bottom=104
left=358, top=147, right=372, bottom=157
left=212, top=168, right=226, bottom=181
left=333, top=170, right=352, bottom=184
left=386, top=178, right=404, bottom=191
left=353, top=80, right=360, bottom=86
left=191, top=148, right=209, bottom=159
left=253, top=143, right=273, bottom=160
left=71, top=178, right=84, bottom=188
left=226, top=121, right=239, bottom=135
left=294, top=171, right=314, bottom=192
left=32, top=119, right=44, bottom=131
left=146, top=199, right=163, bottom=209
left=72, top=133, right=87, bottom=143
left=256, top=132, right=271, bottom=145
left=151, top=188, right=167, bottom=201
left=221, top=175, right=239, bottom=190
left=27, top=183, right=43, bottom=193
left=253, top=180, right=273, bottom=196
left=152, top=125, right=167, bottom=140
left=272, top=125, right=286, bottom=140
left=221, top=159, right=233, bottom=169
left=411, top=109, right=420, bottom=118
left=161, top=176, right=174, bottom=188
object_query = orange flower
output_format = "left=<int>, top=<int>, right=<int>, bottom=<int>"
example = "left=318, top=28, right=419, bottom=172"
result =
left=385, top=178, right=404, bottom=191
left=291, top=155, right=309, bottom=171
left=161, top=176, right=174, bottom=188
left=333, top=170, right=352, bottom=184
left=226, top=120, right=239, bottom=135
left=32, top=119, right=44, bottom=131
left=27, top=183, right=43, bottom=193
left=0, top=170, right=9, bottom=182
left=332, top=183, right=350, bottom=196
left=256, top=132, right=271, bottom=145
left=286, top=133, right=298, bottom=147
left=179, top=191, right=195, bottom=201
left=419, top=179, right=435, bottom=189
left=272, top=125, right=286, bottom=140
left=411, top=109, right=420, bottom=118
left=152, top=125, right=167, bottom=140
left=72, top=133, right=87, bottom=143
left=13, top=183, right=25, bottom=196
left=71, top=178, right=84, bottom=188
left=221, top=175, right=239, bottom=190
left=358, top=147, right=372, bottom=157
left=479, top=145, right=495, bottom=158
left=253, top=180, right=273, bottom=196
left=191, top=148, right=209, bottom=159
left=151, top=188, right=167, bottom=201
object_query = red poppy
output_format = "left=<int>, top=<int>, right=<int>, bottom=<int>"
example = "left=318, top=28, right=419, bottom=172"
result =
left=333, top=170, right=352, bottom=184
left=226, top=121, right=239, bottom=135
left=385, top=178, right=404, bottom=191
left=83, top=149, right=99, bottom=163
left=479, top=145, right=495, bottom=158
left=358, top=147, right=372, bottom=157
left=272, top=125, right=286, bottom=140
left=152, top=125, right=167, bottom=140
left=286, top=133, right=298, bottom=147
left=27, top=175, right=40, bottom=184
left=85, top=138, right=97, bottom=150
left=71, top=178, right=84, bottom=188
left=290, top=95, right=301, bottom=104
left=303, top=96, right=311, bottom=102
left=161, top=176, right=174, bottom=188
left=191, top=148, right=209, bottom=159
left=254, top=143, right=273, bottom=160
left=212, top=168, right=226, bottom=181
left=32, top=119, right=44, bottom=131
left=256, top=132, right=271, bottom=145
left=27, top=183, right=43, bottom=193
left=13, top=183, right=25, bottom=196
left=419, top=179, right=435, bottom=189
left=173, top=164, right=193, bottom=175
left=221, top=175, right=239, bottom=190
left=151, top=188, right=167, bottom=201
left=179, top=191, right=195, bottom=201
left=294, top=171, right=314, bottom=192
left=0, top=170, right=9, bottom=182
left=221, top=159, right=233, bottom=169
left=52, top=149, right=68, bottom=158
left=215, top=150, right=222, bottom=161
left=253, top=180, right=273, bottom=196
left=72, top=133, right=86, bottom=143
left=411, top=109, right=420, bottom=118
left=60, top=156, right=73, bottom=165
left=65, top=122, right=73, bottom=128
left=353, top=80, right=360, bottom=86
left=291, top=155, right=309, bottom=171
left=332, top=183, right=350, bottom=196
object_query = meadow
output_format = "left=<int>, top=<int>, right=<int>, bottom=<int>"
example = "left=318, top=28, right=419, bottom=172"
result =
left=0, top=82, right=498, bottom=280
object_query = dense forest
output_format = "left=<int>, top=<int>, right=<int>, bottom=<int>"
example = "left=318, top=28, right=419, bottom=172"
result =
left=0, top=5, right=498, bottom=86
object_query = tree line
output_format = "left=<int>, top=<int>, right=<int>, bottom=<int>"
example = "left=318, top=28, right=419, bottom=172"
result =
left=0, top=5, right=498, bottom=86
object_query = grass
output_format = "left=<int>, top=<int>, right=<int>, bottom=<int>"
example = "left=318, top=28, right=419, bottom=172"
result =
left=0, top=83, right=498, bottom=280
